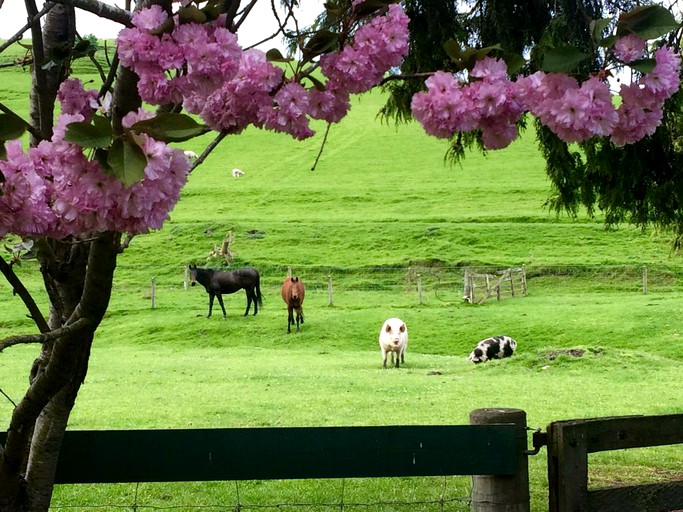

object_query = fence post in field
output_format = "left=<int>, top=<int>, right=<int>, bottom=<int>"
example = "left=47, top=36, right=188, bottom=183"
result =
left=417, top=273, right=422, bottom=304
left=463, top=268, right=473, bottom=302
left=328, top=274, right=334, bottom=306
left=642, top=265, right=647, bottom=294
left=151, top=277, right=156, bottom=309
left=470, top=408, right=530, bottom=512
left=183, top=265, right=188, bottom=291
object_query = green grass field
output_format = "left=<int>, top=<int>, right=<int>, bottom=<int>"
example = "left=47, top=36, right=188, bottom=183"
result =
left=1, top=41, right=682, bottom=510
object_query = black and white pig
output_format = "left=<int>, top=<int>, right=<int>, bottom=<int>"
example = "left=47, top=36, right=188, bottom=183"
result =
left=467, top=335, right=517, bottom=364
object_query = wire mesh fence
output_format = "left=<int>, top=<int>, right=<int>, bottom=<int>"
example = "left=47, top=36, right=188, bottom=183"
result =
left=49, top=477, right=474, bottom=512
left=121, top=263, right=683, bottom=310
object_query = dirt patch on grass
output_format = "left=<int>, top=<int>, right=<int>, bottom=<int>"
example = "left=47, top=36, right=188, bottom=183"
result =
left=545, top=348, right=585, bottom=360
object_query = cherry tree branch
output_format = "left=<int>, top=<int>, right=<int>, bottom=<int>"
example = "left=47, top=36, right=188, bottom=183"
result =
left=0, top=318, right=90, bottom=352
left=52, top=0, right=132, bottom=27
left=311, top=122, right=332, bottom=171
left=189, top=131, right=228, bottom=173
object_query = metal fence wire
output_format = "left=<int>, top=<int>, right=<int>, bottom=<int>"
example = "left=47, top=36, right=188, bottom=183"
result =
left=123, top=263, right=683, bottom=309
left=49, top=477, right=474, bottom=512
left=588, top=480, right=683, bottom=512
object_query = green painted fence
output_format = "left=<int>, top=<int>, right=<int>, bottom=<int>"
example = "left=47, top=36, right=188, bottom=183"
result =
left=1, top=424, right=521, bottom=484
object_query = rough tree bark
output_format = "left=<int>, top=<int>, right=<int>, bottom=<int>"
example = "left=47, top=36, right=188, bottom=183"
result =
left=0, top=0, right=143, bottom=509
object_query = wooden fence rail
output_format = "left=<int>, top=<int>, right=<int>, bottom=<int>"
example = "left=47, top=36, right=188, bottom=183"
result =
left=546, top=413, right=683, bottom=512
left=0, top=409, right=532, bottom=511
left=1, top=423, right=522, bottom=485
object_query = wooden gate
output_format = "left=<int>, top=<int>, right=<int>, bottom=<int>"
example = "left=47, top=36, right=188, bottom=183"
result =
left=546, top=413, right=683, bottom=511
left=463, top=266, right=527, bottom=303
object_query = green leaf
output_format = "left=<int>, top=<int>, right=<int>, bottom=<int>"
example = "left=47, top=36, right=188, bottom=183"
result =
left=64, top=116, right=113, bottom=149
left=353, top=0, right=398, bottom=17
left=0, top=113, right=27, bottom=141
left=443, top=40, right=464, bottom=67
left=130, top=113, right=211, bottom=143
left=443, top=42, right=505, bottom=71
left=177, top=4, right=206, bottom=24
left=107, top=138, right=147, bottom=188
left=302, top=30, right=339, bottom=59
left=266, top=49, right=293, bottom=63
left=72, top=39, right=97, bottom=59
left=590, top=17, right=613, bottom=44
left=601, top=35, right=618, bottom=49
left=629, top=57, right=657, bottom=74
left=541, top=46, right=590, bottom=73
left=618, top=5, right=680, bottom=40
left=502, top=52, right=526, bottom=75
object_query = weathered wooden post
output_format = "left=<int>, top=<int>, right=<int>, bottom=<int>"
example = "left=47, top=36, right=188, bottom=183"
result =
left=463, top=268, right=473, bottom=302
left=151, top=277, right=156, bottom=309
left=642, top=265, right=647, bottom=295
left=183, top=265, right=189, bottom=291
left=470, top=408, right=530, bottom=512
left=417, top=273, right=423, bottom=304
left=328, top=274, right=334, bottom=306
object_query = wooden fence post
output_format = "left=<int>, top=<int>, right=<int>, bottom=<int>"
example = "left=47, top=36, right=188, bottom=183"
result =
left=470, top=408, right=530, bottom=512
left=642, top=265, right=647, bottom=295
left=328, top=274, right=334, bottom=306
left=151, top=277, right=156, bottom=309
left=417, top=273, right=422, bottom=304
left=464, top=269, right=473, bottom=302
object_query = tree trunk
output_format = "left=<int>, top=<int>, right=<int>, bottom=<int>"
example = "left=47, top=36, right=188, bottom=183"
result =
left=0, top=232, right=120, bottom=512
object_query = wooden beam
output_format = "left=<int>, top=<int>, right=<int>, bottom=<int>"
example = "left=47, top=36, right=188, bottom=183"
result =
left=1, top=424, right=520, bottom=484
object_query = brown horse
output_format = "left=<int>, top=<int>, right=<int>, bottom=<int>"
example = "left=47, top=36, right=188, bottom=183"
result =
left=281, top=276, right=305, bottom=333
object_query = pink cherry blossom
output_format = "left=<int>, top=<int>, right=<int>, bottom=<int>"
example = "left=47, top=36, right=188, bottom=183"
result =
left=614, top=34, right=646, bottom=63
left=131, top=4, right=167, bottom=31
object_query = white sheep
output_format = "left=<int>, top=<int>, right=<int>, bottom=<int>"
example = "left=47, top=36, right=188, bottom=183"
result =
left=378, top=318, right=408, bottom=368
left=232, top=168, right=245, bottom=178
left=184, top=150, right=198, bottom=161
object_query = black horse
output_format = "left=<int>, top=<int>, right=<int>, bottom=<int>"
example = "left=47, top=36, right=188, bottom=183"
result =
left=188, top=264, right=263, bottom=318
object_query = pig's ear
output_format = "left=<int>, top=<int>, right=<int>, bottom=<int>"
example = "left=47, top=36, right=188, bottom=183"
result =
left=385, top=324, right=392, bottom=333
left=400, top=323, right=406, bottom=332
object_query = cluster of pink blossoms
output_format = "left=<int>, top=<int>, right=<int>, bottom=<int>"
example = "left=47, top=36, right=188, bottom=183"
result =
left=411, top=58, right=526, bottom=149
left=0, top=79, right=190, bottom=239
left=116, top=4, right=409, bottom=139
left=412, top=36, right=681, bottom=149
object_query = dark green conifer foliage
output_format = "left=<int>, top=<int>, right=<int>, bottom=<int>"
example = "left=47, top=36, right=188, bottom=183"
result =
left=382, top=0, right=683, bottom=245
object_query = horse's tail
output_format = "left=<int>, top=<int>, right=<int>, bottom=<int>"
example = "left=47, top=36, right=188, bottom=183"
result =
left=255, top=273, right=263, bottom=307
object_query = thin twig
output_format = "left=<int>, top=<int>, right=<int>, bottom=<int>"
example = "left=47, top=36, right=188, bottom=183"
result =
left=378, top=71, right=434, bottom=86
left=189, top=131, right=228, bottom=173
left=0, top=256, right=49, bottom=334
left=0, top=387, right=17, bottom=408
left=0, top=2, right=55, bottom=55
left=311, top=122, right=332, bottom=171
left=76, top=31, right=107, bottom=83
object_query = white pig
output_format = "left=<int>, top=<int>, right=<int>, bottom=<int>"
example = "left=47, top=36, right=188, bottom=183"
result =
left=379, top=318, right=408, bottom=369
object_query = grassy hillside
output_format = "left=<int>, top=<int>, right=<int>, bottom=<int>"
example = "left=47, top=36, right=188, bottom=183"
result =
left=1, top=40, right=682, bottom=510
